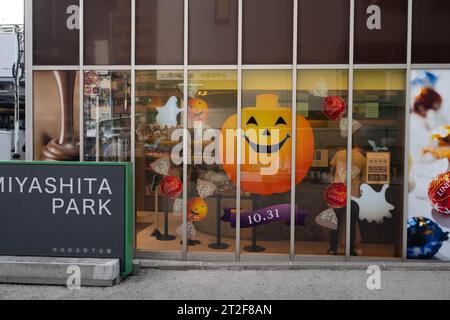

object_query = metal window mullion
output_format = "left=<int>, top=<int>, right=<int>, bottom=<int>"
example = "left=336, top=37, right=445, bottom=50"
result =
left=25, top=0, right=33, bottom=161
left=297, top=64, right=350, bottom=70
left=79, top=0, right=84, bottom=161
left=182, top=0, right=189, bottom=261
left=346, top=0, right=355, bottom=261
left=236, top=0, right=243, bottom=262
left=290, top=0, right=298, bottom=261
left=402, top=0, right=413, bottom=261
left=131, top=0, right=137, bottom=257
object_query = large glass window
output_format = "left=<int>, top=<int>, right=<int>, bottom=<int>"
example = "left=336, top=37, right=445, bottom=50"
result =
left=134, top=70, right=184, bottom=253
left=240, top=70, right=293, bottom=255
left=412, top=0, right=450, bottom=64
left=295, top=70, right=348, bottom=256
left=352, top=70, right=406, bottom=258
left=186, top=70, right=237, bottom=254
left=135, top=0, right=184, bottom=65
left=84, top=0, right=131, bottom=65
left=33, top=0, right=79, bottom=65
left=243, top=0, right=293, bottom=65
left=83, top=71, right=131, bottom=162
left=354, top=0, right=408, bottom=64
left=189, top=0, right=238, bottom=65
left=298, top=0, right=349, bottom=64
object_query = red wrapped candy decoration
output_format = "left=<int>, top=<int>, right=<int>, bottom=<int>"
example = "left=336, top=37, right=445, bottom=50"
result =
left=160, top=176, right=182, bottom=199
left=428, top=172, right=450, bottom=215
left=324, top=183, right=347, bottom=209
left=322, top=96, right=347, bottom=120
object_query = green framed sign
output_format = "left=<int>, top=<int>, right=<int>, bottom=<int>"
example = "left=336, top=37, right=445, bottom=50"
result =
left=0, top=161, right=133, bottom=277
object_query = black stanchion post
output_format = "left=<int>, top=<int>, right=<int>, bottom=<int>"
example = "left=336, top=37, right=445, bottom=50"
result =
left=244, top=195, right=265, bottom=252
left=156, top=197, right=176, bottom=241
left=208, top=195, right=230, bottom=250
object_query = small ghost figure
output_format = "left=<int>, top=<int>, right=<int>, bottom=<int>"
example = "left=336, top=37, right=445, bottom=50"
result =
left=156, top=96, right=183, bottom=128
left=352, top=184, right=395, bottom=224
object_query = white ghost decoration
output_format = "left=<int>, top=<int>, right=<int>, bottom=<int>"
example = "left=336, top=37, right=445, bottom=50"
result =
left=156, top=96, right=183, bottom=128
left=352, top=184, right=395, bottom=224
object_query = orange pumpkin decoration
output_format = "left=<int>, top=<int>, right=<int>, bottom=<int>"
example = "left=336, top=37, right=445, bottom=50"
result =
left=221, top=94, right=315, bottom=195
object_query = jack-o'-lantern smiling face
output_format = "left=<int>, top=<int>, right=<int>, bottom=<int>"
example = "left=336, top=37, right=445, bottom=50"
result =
left=221, top=94, right=315, bottom=195
left=243, top=110, right=291, bottom=155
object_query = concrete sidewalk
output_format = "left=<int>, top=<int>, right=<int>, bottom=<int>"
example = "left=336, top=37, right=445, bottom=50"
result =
left=0, top=267, right=448, bottom=300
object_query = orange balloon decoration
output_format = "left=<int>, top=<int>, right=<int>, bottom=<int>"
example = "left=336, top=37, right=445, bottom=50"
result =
left=187, top=197, right=208, bottom=222
left=221, top=94, right=315, bottom=195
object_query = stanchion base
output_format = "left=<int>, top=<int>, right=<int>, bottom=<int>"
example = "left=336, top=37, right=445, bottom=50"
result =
left=152, top=230, right=176, bottom=241
left=208, top=242, right=230, bottom=250
left=243, top=245, right=266, bottom=253
left=180, top=240, right=201, bottom=246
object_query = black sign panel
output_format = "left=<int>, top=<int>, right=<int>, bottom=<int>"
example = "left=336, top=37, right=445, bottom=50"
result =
left=0, top=163, right=127, bottom=269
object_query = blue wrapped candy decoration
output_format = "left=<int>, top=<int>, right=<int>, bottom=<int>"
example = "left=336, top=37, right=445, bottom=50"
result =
left=407, top=217, right=449, bottom=259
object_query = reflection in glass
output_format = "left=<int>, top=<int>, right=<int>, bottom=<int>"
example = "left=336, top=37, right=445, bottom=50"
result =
left=84, top=0, right=131, bottom=65
left=83, top=71, right=131, bottom=162
left=186, top=71, right=237, bottom=253
left=240, top=70, right=293, bottom=255
left=295, top=70, right=349, bottom=256
left=243, top=0, right=293, bottom=64
left=352, top=70, right=405, bottom=258
left=136, top=0, right=184, bottom=65
left=33, top=0, right=79, bottom=65
left=189, top=0, right=238, bottom=65
left=134, top=71, right=184, bottom=253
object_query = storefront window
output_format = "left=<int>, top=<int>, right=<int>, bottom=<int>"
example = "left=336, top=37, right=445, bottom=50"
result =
left=243, top=0, right=293, bottom=65
left=134, top=70, right=184, bottom=253
left=83, top=71, right=131, bottom=162
left=352, top=70, right=406, bottom=258
left=33, top=0, right=79, bottom=65
left=412, top=0, right=450, bottom=64
left=189, top=0, right=238, bottom=65
left=135, top=0, right=184, bottom=65
left=298, top=0, right=349, bottom=64
left=239, top=70, right=293, bottom=255
left=408, top=70, right=450, bottom=261
left=295, top=70, right=348, bottom=256
left=186, top=70, right=237, bottom=253
left=84, top=0, right=131, bottom=65
left=354, top=0, right=408, bottom=64
left=33, top=71, right=80, bottom=161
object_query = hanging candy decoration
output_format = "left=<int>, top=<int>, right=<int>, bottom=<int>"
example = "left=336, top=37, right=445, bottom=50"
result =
left=150, top=157, right=171, bottom=176
left=308, top=78, right=329, bottom=98
left=196, top=179, right=217, bottom=199
left=160, top=176, right=183, bottom=199
left=315, top=208, right=338, bottom=230
left=188, top=97, right=209, bottom=124
left=172, top=198, right=183, bottom=217
left=322, top=96, right=347, bottom=121
left=187, top=197, right=208, bottom=222
left=339, top=118, right=362, bottom=138
left=428, top=172, right=450, bottom=215
left=407, top=217, right=449, bottom=259
left=324, top=183, right=347, bottom=209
